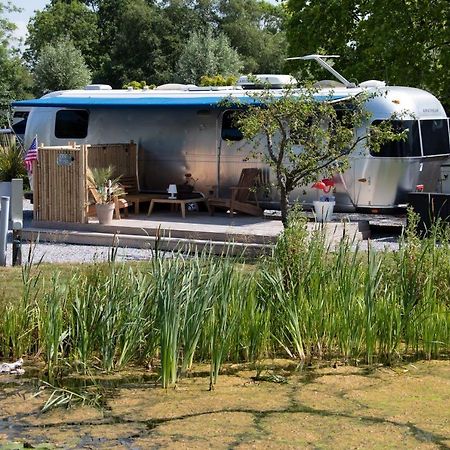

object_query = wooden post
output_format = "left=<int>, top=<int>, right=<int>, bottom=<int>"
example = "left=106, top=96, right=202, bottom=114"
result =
left=12, top=230, right=21, bottom=266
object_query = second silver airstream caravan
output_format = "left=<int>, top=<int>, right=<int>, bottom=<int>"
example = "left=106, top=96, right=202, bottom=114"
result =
left=14, top=58, right=450, bottom=212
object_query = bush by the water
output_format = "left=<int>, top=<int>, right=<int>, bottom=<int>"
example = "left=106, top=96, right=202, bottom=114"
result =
left=0, top=212, right=449, bottom=388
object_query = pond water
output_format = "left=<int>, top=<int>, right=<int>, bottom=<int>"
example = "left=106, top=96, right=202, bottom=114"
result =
left=0, top=359, right=449, bottom=449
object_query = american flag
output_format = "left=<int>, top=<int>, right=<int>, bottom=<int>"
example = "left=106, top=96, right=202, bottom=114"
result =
left=24, top=136, right=38, bottom=173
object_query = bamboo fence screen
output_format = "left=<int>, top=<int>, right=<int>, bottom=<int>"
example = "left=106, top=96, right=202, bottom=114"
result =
left=33, top=142, right=137, bottom=223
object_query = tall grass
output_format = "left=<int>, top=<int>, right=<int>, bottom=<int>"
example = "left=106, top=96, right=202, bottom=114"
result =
left=154, top=258, right=186, bottom=388
left=39, top=273, right=69, bottom=378
left=0, top=209, right=448, bottom=387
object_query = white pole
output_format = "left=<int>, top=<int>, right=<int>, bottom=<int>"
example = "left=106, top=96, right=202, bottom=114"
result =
left=0, top=196, right=10, bottom=266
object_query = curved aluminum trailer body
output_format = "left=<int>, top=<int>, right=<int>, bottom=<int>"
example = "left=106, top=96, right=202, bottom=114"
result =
left=15, top=84, right=450, bottom=211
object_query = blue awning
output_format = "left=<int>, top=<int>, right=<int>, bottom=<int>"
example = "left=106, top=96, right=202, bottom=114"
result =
left=12, top=93, right=351, bottom=109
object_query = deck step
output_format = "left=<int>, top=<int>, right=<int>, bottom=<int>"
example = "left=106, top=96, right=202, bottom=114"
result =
left=22, top=227, right=274, bottom=256
left=22, top=218, right=369, bottom=256
left=30, top=220, right=278, bottom=245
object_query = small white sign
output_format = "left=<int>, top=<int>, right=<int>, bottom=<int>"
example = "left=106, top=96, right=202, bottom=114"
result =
left=57, top=153, right=74, bottom=166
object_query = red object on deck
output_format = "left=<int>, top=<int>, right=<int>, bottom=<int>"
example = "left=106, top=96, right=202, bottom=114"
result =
left=313, top=178, right=335, bottom=193
left=312, top=181, right=326, bottom=191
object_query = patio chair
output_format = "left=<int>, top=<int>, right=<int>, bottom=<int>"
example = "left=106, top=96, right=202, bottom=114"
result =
left=119, top=175, right=160, bottom=214
left=208, top=168, right=263, bottom=216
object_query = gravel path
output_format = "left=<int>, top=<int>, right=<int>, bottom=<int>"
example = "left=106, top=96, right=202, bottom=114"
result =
left=4, top=240, right=156, bottom=266
left=2, top=233, right=401, bottom=266
left=2, top=200, right=156, bottom=266
left=0, top=200, right=400, bottom=266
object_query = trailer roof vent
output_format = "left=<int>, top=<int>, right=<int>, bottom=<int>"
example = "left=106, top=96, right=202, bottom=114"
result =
left=313, top=80, right=345, bottom=88
left=155, top=83, right=196, bottom=91
left=84, top=84, right=112, bottom=90
left=237, top=74, right=297, bottom=89
left=187, top=85, right=242, bottom=91
left=359, top=80, right=386, bottom=88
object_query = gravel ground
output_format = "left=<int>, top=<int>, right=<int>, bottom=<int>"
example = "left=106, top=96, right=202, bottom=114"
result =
left=0, top=200, right=400, bottom=266
left=4, top=240, right=156, bottom=266
left=2, top=232, right=401, bottom=266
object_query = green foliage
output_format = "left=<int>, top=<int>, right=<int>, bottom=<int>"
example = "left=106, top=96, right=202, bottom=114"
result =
left=286, top=0, right=450, bottom=110
left=88, top=166, right=125, bottom=204
left=122, top=80, right=156, bottom=90
left=38, top=380, right=103, bottom=413
left=103, top=0, right=174, bottom=87
left=0, top=230, right=449, bottom=387
left=0, top=139, right=27, bottom=182
left=33, top=38, right=92, bottom=95
left=0, top=51, right=32, bottom=125
left=199, top=74, right=237, bottom=87
left=1, top=231, right=450, bottom=386
left=176, top=28, right=242, bottom=84
left=0, top=2, right=33, bottom=125
left=22, top=0, right=287, bottom=88
left=19, top=0, right=449, bottom=106
left=218, top=0, right=288, bottom=73
left=25, top=0, right=99, bottom=70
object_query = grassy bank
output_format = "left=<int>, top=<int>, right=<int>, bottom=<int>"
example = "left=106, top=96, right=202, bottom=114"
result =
left=0, top=213, right=449, bottom=388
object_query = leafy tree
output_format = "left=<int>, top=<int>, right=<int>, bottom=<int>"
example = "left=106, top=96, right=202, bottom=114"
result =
left=96, top=0, right=213, bottom=86
left=103, top=0, right=174, bottom=87
left=218, top=0, right=288, bottom=73
left=94, top=0, right=132, bottom=83
left=232, top=85, right=404, bottom=226
left=0, top=51, right=31, bottom=116
left=24, top=0, right=290, bottom=88
left=353, top=1, right=450, bottom=108
left=286, top=0, right=450, bottom=110
left=25, top=0, right=99, bottom=70
left=0, top=2, right=32, bottom=125
left=51, top=0, right=101, bottom=11
left=33, top=39, right=92, bottom=94
left=176, top=28, right=242, bottom=84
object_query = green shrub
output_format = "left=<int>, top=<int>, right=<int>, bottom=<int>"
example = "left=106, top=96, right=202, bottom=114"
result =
left=199, top=74, right=237, bottom=86
left=0, top=140, right=27, bottom=182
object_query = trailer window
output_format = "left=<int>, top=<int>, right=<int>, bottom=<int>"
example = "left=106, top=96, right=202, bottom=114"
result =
left=421, top=119, right=450, bottom=156
left=55, top=110, right=89, bottom=139
left=370, top=120, right=421, bottom=157
left=12, top=117, right=28, bottom=136
left=221, top=111, right=243, bottom=141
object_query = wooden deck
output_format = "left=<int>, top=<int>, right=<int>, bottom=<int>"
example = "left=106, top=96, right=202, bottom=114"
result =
left=21, top=209, right=374, bottom=256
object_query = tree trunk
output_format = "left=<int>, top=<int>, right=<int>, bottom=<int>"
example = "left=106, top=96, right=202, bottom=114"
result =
left=279, top=184, right=289, bottom=228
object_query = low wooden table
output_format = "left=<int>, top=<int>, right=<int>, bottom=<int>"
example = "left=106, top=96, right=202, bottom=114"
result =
left=147, top=197, right=210, bottom=218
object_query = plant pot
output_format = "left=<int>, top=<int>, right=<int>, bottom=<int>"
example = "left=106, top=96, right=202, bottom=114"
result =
left=95, top=203, right=115, bottom=225
left=313, top=200, right=335, bottom=222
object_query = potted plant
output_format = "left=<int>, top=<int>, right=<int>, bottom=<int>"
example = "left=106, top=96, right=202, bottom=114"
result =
left=312, top=178, right=335, bottom=222
left=0, top=138, right=27, bottom=196
left=88, top=166, right=125, bottom=225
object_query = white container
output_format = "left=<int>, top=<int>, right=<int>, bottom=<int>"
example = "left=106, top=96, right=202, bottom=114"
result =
left=0, top=180, right=23, bottom=229
left=95, top=203, right=115, bottom=225
left=313, top=200, right=335, bottom=222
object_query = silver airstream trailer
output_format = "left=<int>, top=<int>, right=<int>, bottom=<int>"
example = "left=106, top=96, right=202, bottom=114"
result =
left=14, top=57, right=450, bottom=212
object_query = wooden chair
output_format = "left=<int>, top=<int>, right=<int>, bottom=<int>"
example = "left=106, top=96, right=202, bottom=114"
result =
left=87, top=186, right=129, bottom=220
left=208, top=168, right=263, bottom=216
left=119, top=175, right=160, bottom=214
